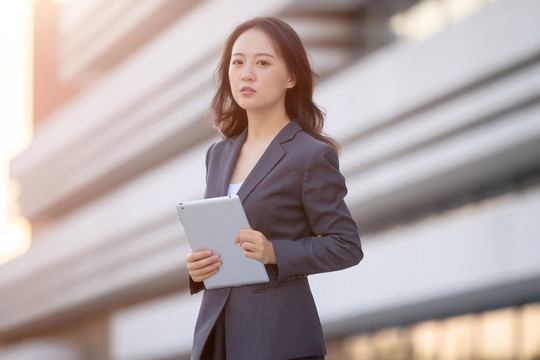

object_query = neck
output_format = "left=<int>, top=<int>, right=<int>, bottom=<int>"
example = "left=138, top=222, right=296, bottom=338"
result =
left=245, top=107, right=291, bottom=143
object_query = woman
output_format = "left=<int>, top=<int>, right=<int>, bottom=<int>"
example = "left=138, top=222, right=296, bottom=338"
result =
left=186, top=17, right=363, bottom=360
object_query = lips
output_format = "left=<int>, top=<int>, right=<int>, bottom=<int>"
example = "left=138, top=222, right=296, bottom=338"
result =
left=240, top=86, right=256, bottom=95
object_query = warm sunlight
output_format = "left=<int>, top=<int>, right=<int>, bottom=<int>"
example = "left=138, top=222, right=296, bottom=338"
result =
left=390, top=0, right=499, bottom=42
left=0, top=0, right=34, bottom=265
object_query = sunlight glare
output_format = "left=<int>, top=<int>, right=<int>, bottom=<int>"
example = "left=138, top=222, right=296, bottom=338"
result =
left=0, top=0, right=34, bottom=265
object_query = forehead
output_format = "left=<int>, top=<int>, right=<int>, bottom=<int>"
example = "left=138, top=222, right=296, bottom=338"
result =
left=231, top=28, right=277, bottom=56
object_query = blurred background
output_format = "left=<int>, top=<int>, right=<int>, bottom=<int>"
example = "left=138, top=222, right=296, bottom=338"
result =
left=1, top=0, right=539, bottom=359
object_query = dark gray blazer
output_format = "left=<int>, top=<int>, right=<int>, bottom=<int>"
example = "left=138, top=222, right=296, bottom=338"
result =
left=190, top=121, right=363, bottom=360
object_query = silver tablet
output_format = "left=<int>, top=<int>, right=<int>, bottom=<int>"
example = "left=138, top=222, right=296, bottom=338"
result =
left=176, top=195, right=269, bottom=289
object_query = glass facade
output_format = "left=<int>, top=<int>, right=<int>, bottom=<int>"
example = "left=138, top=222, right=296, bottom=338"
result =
left=327, top=302, right=540, bottom=360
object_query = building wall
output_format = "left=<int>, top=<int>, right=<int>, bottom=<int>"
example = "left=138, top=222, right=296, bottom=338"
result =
left=1, top=0, right=539, bottom=359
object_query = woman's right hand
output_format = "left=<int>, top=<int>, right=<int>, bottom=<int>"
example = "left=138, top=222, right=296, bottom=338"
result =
left=186, top=250, right=222, bottom=283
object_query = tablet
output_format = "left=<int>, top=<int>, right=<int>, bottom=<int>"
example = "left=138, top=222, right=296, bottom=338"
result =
left=176, top=195, right=269, bottom=289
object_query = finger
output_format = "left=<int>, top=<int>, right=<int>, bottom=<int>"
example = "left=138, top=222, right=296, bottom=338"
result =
left=187, top=253, right=218, bottom=267
left=187, top=254, right=220, bottom=271
left=186, top=250, right=213, bottom=263
left=191, top=261, right=222, bottom=280
left=197, top=269, right=219, bottom=282
left=193, top=268, right=219, bottom=282
left=191, top=250, right=213, bottom=260
left=234, top=231, right=242, bottom=244
left=188, top=261, right=221, bottom=275
left=242, top=250, right=261, bottom=262
left=235, top=229, right=251, bottom=244
left=244, top=230, right=265, bottom=245
left=241, top=241, right=257, bottom=252
left=193, top=262, right=221, bottom=277
left=241, top=241, right=262, bottom=257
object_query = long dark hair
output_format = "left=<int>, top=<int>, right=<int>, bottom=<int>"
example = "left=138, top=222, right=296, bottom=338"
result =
left=210, top=16, right=339, bottom=153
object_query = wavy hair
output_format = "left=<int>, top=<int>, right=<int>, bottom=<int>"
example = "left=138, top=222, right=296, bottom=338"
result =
left=210, top=17, right=339, bottom=153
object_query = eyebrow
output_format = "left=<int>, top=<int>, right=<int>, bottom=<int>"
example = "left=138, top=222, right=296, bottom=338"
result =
left=231, top=52, right=276, bottom=59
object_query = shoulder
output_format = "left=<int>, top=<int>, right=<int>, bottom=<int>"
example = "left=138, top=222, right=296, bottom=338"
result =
left=206, top=133, right=241, bottom=158
left=207, top=136, right=229, bottom=154
left=286, top=130, right=338, bottom=163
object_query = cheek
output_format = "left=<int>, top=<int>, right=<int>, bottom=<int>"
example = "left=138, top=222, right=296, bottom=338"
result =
left=266, top=72, right=291, bottom=94
left=228, top=68, right=240, bottom=93
left=269, top=65, right=292, bottom=88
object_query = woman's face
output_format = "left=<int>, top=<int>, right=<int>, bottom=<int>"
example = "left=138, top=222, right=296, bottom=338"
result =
left=229, top=28, right=295, bottom=114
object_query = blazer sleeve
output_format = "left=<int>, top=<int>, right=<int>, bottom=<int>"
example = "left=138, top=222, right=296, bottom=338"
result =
left=271, top=143, right=363, bottom=281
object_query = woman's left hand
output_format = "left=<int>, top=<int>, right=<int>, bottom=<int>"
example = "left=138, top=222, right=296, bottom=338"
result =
left=234, top=229, right=276, bottom=264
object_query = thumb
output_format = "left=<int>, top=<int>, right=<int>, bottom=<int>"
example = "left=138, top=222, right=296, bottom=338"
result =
left=234, top=231, right=242, bottom=244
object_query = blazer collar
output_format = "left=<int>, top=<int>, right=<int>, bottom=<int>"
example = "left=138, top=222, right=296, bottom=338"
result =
left=217, top=121, right=302, bottom=202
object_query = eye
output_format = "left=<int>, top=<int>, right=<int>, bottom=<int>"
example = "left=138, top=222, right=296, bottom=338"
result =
left=231, top=59, right=243, bottom=65
left=257, top=60, right=269, bottom=66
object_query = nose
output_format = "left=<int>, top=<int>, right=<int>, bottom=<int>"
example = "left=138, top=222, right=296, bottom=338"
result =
left=241, top=65, right=254, bottom=82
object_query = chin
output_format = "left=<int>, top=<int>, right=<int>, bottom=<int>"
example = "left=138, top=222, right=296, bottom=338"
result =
left=236, top=101, right=258, bottom=111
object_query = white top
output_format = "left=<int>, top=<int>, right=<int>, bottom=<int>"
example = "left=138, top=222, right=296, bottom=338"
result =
left=227, top=181, right=244, bottom=196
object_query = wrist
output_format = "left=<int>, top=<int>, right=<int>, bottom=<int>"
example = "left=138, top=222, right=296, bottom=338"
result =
left=266, top=241, right=277, bottom=264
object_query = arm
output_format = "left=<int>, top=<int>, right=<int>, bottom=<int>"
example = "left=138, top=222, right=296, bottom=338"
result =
left=271, top=143, right=363, bottom=281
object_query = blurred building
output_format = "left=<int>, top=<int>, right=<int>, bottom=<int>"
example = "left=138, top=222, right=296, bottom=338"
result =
left=1, top=0, right=540, bottom=359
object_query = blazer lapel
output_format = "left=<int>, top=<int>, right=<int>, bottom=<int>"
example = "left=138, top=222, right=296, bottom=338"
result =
left=237, top=121, right=302, bottom=203
left=216, top=130, right=247, bottom=196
